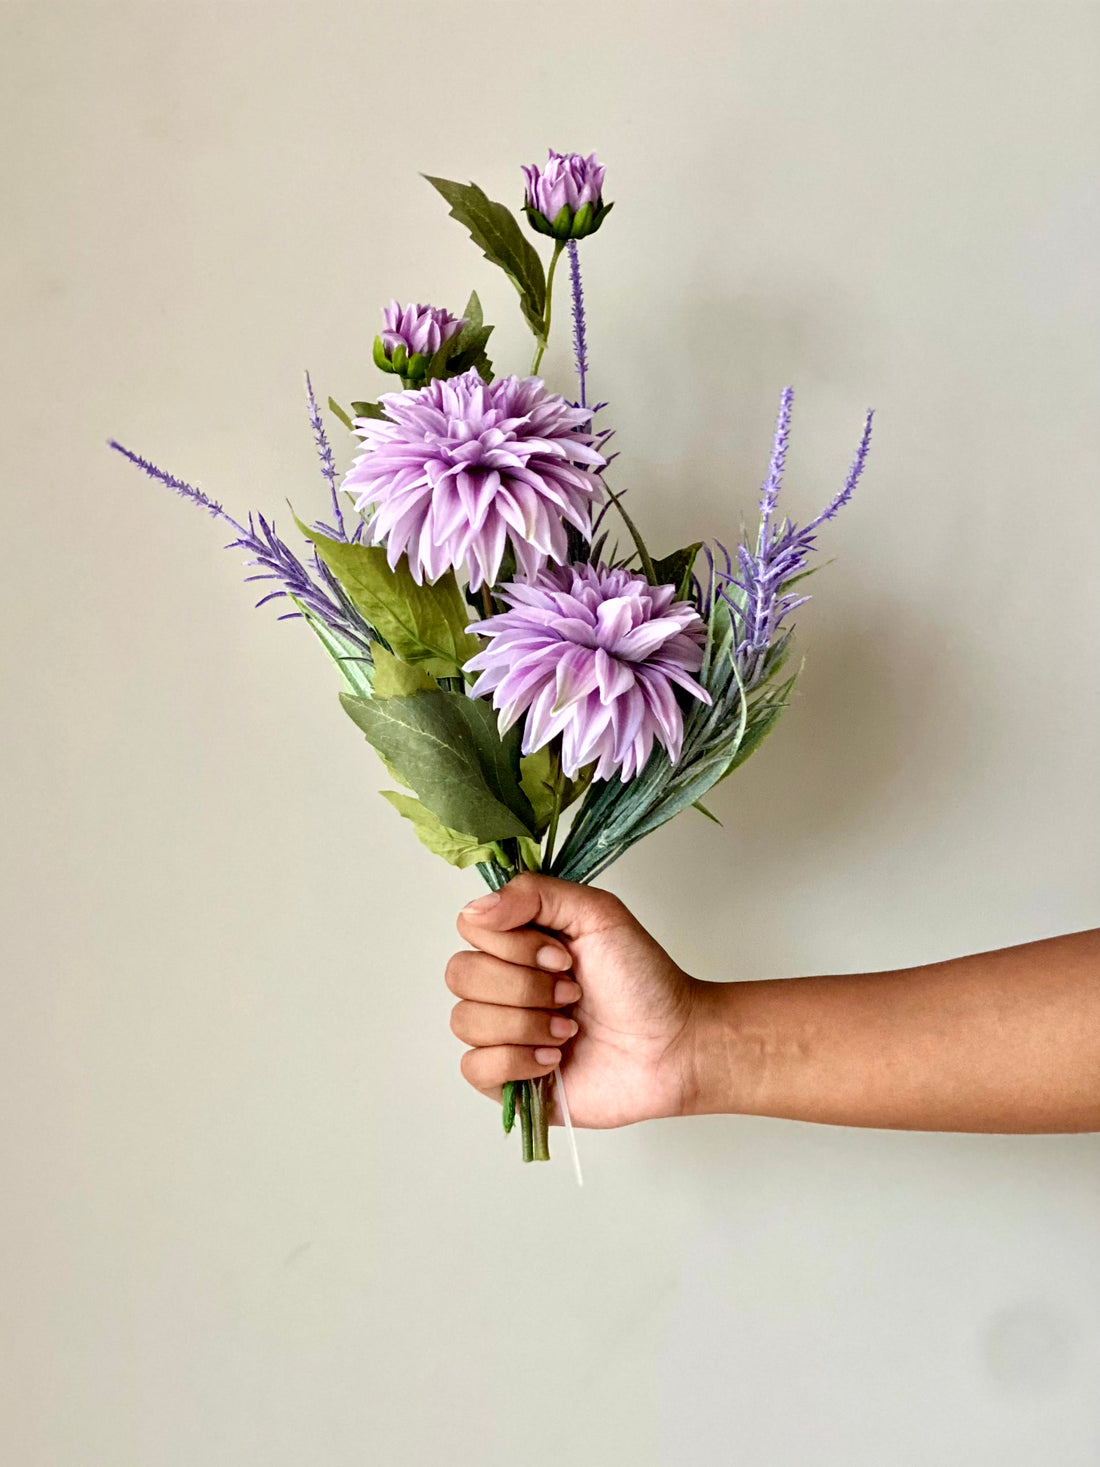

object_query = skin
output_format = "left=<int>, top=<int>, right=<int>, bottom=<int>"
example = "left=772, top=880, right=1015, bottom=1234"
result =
left=446, top=874, right=1100, bottom=1134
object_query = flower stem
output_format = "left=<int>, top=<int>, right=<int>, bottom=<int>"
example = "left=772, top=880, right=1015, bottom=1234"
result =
left=531, top=240, right=565, bottom=376
left=530, top=1075, right=551, bottom=1162
left=518, top=1079, right=534, bottom=1162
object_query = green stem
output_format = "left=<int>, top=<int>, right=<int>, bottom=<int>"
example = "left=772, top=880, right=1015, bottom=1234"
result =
left=602, top=480, right=658, bottom=585
left=518, top=1080, right=534, bottom=1163
left=480, top=583, right=494, bottom=621
left=530, top=240, right=565, bottom=375
left=530, top=1075, right=551, bottom=1162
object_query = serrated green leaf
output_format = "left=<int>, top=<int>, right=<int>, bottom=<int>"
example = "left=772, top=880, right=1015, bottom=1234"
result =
left=379, top=790, right=498, bottom=869
left=350, top=401, right=389, bottom=420
left=341, top=690, right=536, bottom=841
left=299, top=522, right=479, bottom=678
left=371, top=643, right=439, bottom=698
left=652, top=543, right=702, bottom=601
left=422, top=174, right=547, bottom=340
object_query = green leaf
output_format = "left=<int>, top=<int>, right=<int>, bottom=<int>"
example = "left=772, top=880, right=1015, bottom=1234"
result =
left=501, top=1080, right=517, bottom=1134
left=328, top=397, right=354, bottom=431
left=350, top=401, right=389, bottom=420
left=519, top=745, right=558, bottom=834
left=341, top=690, right=536, bottom=841
left=422, top=175, right=547, bottom=340
left=300, top=523, right=480, bottom=678
left=379, top=790, right=498, bottom=869
left=426, top=290, right=495, bottom=383
left=722, top=674, right=799, bottom=777
left=692, top=798, right=723, bottom=825
left=292, top=598, right=375, bottom=698
left=652, top=543, right=702, bottom=601
left=371, top=643, right=439, bottom=698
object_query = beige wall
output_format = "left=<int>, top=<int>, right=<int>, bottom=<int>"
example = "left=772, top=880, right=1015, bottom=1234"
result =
left=2, top=2, right=1099, bottom=1464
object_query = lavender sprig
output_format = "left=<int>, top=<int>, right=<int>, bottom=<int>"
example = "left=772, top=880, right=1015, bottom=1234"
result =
left=566, top=239, right=589, bottom=410
left=108, top=440, right=375, bottom=650
left=304, top=370, right=347, bottom=541
left=720, top=392, right=875, bottom=689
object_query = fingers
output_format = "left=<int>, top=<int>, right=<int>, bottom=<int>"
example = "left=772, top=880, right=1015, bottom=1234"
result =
left=453, top=913, right=574, bottom=972
left=451, top=999, right=578, bottom=1049
left=445, top=949, right=582, bottom=1010
left=459, top=872, right=626, bottom=945
left=460, top=1043, right=562, bottom=1098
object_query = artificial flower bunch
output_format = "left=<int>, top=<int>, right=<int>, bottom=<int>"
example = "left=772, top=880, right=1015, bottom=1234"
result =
left=112, top=147, right=873, bottom=1165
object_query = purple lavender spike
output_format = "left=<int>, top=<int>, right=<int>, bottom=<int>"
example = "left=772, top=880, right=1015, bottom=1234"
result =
left=109, top=439, right=375, bottom=650
left=716, top=400, right=874, bottom=689
left=758, top=386, right=794, bottom=544
left=305, top=370, right=346, bottom=540
left=566, top=239, right=589, bottom=410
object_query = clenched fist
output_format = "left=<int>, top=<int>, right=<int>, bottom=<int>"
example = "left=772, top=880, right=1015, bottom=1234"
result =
left=445, top=873, right=702, bottom=1129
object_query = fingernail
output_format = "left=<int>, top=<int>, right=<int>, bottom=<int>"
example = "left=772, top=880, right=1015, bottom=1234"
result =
left=536, top=945, right=571, bottom=971
left=553, top=979, right=582, bottom=1004
left=550, top=1016, right=578, bottom=1040
left=462, top=891, right=501, bottom=914
left=534, top=1047, right=561, bottom=1065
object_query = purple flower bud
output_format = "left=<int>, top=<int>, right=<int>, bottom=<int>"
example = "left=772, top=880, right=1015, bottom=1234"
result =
left=373, top=300, right=467, bottom=382
left=521, top=150, right=613, bottom=242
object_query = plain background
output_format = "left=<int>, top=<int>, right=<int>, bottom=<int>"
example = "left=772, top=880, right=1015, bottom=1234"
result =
left=2, top=2, right=1099, bottom=1464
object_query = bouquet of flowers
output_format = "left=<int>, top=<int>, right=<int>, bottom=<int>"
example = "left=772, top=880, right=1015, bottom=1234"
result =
left=111, top=148, right=873, bottom=1168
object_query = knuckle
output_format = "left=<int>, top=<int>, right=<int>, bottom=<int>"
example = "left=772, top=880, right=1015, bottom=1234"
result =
left=449, top=1000, right=472, bottom=1039
left=444, top=950, right=473, bottom=993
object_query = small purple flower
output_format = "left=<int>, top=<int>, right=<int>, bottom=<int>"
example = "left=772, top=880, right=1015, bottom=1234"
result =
left=522, top=149, right=613, bottom=241
left=341, top=367, right=607, bottom=590
left=464, top=563, right=711, bottom=782
left=374, top=300, right=467, bottom=382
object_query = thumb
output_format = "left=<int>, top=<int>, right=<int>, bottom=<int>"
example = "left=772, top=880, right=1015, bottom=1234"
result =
left=460, top=872, right=625, bottom=942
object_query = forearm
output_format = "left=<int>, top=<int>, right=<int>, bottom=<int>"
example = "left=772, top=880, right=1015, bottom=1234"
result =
left=687, top=929, right=1100, bottom=1133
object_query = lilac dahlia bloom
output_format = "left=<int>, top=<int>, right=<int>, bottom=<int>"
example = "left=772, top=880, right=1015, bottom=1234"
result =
left=522, top=149, right=611, bottom=240
left=465, top=564, right=711, bottom=782
left=341, top=367, right=606, bottom=589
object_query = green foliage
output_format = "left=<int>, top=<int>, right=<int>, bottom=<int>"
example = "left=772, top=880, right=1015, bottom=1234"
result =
left=428, top=290, right=494, bottom=383
left=328, top=397, right=354, bottom=430
left=422, top=174, right=547, bottom=341
left=350, top=401, right=389, bottom=420
left=519, top=745, right=557, bottom=834
left=501, top=1081, right=517, bottom=1134
left=379, top=790, right=499, bottom=869
left=652, top=542, right=702, bottom=601
left=370, top=643, right=439, bottom=698
left=341, top=690, right=537, bottom=842
left=293, top=599, right=375, bottom=698
left=301, top=523, right=480, bottom=678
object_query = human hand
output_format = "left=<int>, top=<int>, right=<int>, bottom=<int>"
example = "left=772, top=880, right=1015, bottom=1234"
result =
left=445, top=873, right=702, bottom=1128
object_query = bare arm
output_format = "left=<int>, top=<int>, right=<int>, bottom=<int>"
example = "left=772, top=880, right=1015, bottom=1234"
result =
left=688, top=928, right=1100, bottom=1132
left=448, top=877, right=1100, bottom=1134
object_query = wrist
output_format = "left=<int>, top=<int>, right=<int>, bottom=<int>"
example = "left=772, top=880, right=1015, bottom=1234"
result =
left=682, top=978, right=772, bottom=1118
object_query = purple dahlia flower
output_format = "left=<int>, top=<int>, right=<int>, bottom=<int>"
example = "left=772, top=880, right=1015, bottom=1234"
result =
left=522, top=149, right=611, bottom=240
left=464, top=563, right=712, bottom=782
left=341, top=367, right=607, bottom=590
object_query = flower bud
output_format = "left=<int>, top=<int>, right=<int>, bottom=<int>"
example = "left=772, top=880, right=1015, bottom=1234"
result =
left=373, top=300, right=467, bottom=383
left=521, top=149, right=613, bottom=241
